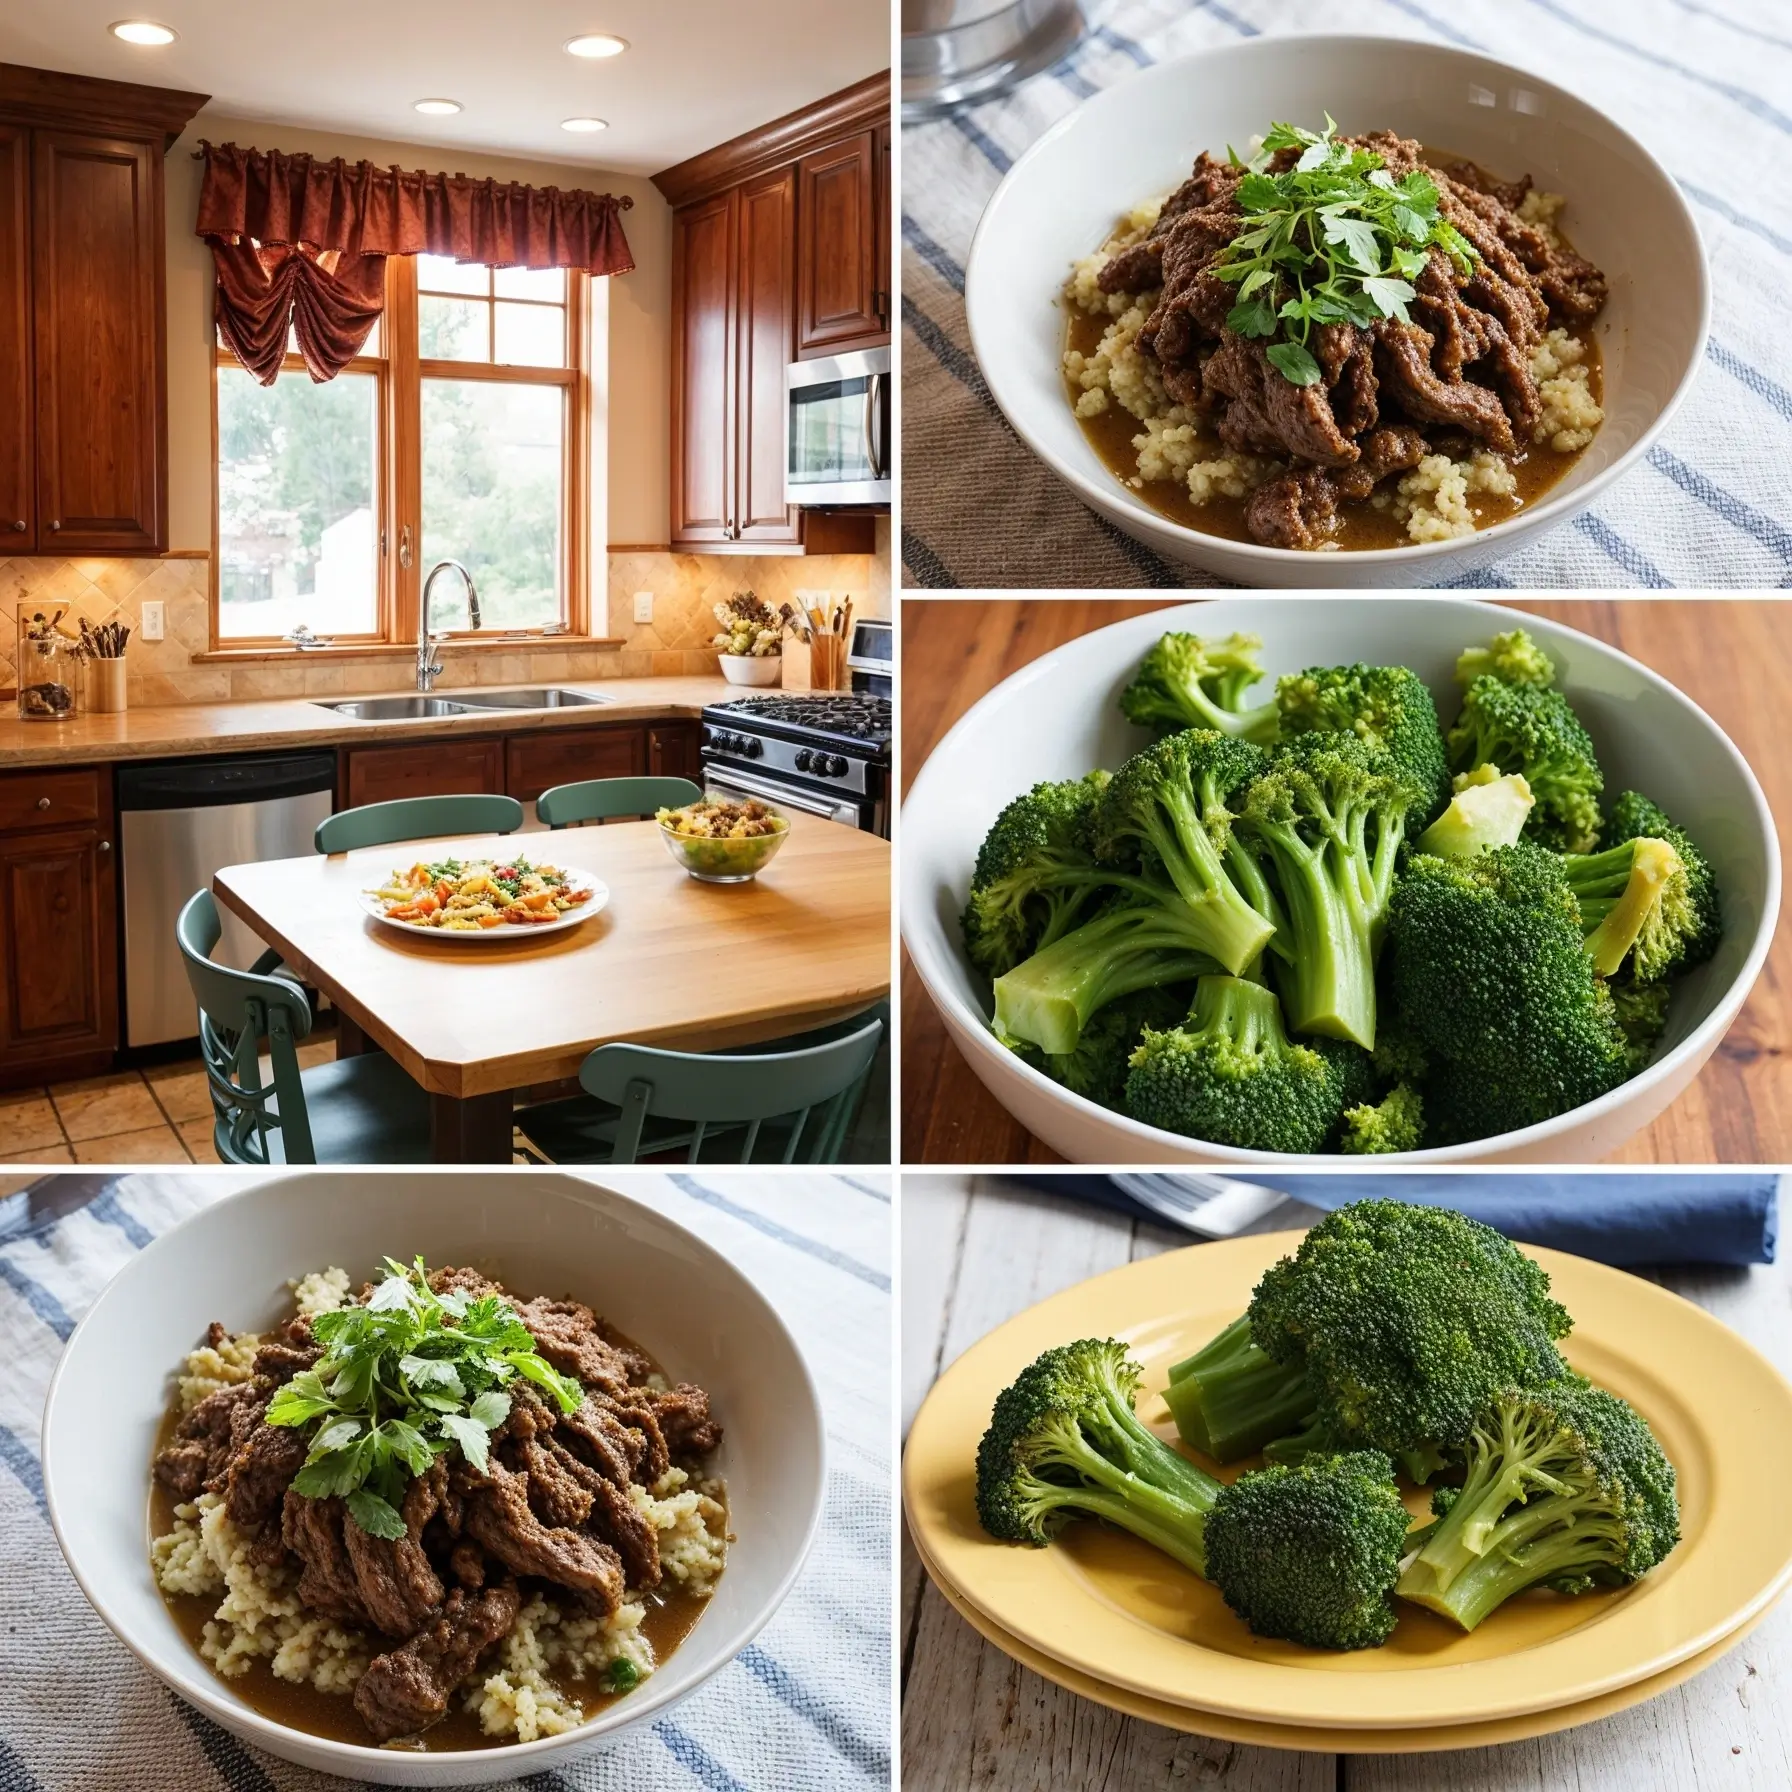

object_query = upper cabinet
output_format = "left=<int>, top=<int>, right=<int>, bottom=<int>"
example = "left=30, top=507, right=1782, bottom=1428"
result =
left=0, top=64, right=207, bottom=557
left=656, top=74, right=888, bottom=554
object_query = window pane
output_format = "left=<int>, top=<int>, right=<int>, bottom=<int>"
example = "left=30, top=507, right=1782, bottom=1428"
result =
left=421, top=380, right=563, bottom=630
left=420, top=295, right=489, bottom=361
left=494, top=264, right=565, bottom=302
left=217, top=366, right=379, bottom=638
left=418, top=253, right=487, bottom=295
left=494, top=301, right=565, bottom=367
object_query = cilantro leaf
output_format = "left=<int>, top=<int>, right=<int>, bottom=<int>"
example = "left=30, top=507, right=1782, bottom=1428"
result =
left=345, top=1488, right=408, bottom=1541
left=1360, top=275, right=1417, bottom=322
left=438, top=1411, right=495, bottom=1474
left=1266, top=341, right=1323, bottom=385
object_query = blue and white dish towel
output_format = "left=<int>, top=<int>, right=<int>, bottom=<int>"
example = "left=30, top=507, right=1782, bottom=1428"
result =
left=0, top=1171, right=891, bottom=1792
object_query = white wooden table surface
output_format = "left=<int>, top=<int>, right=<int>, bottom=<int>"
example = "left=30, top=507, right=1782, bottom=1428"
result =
left=900, top=1175, right=1792, bottom=1792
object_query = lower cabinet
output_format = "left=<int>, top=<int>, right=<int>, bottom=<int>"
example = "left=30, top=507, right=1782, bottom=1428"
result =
left=648, top=722, right=703, bottom=782
left=0, top=768, right=117, bottom=1082
left=343, top=738, right=505, bottom=809
left=505, top=726, right=645, bottom=805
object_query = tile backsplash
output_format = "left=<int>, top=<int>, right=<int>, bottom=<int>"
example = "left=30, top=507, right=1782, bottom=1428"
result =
left=0, top=526, right=885, bottom=707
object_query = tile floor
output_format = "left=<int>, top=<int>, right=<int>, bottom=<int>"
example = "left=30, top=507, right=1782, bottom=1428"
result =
left=0, top=1041, right=340, bottom=1165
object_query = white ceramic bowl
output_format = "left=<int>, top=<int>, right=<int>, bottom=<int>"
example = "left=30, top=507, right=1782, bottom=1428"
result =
left=42, top=1172, right=825, bottom=1787
left=902, top=599, right=1779, bottom=1164
left=964, top=35, right=1710, bottom=587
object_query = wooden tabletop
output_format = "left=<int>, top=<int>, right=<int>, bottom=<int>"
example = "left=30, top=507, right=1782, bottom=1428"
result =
left=902, top=1174, right=1792, bottom=1792
left=214, top=815, right=891, bottom=1100
left=900, top=598, right=1792, bottom=1165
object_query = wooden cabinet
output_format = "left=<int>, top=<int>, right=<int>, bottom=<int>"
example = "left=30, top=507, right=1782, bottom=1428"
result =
left=658, top=74, right=887, bottom=554
left=343, top=738, right=505, bottom=809
left=648, top=721, right=702, bottom=782
left=796, top=129, right=883, bottom=357
left=0, top=766, right=117, bottom=1083
left=0, top=124, right=31, bottom=548
left=0, top=66, right=206, bottom=557
left=505, top=725, right=645, bottom=803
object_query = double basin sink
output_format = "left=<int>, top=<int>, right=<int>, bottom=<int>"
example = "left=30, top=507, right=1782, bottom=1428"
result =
left=318, top=688, right=613, bottom=721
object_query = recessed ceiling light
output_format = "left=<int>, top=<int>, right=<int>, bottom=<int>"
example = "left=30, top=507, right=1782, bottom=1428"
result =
left=413, top=98, right=463, bottom=116
left=560, top=117, right=609, bottom=133
left=109, top=19, right=177, bottom=45
left=564, top=33, right=628, bottom=58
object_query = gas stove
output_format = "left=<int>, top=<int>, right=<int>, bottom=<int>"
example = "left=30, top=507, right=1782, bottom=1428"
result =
left=700, top=692, right=893, bottom=834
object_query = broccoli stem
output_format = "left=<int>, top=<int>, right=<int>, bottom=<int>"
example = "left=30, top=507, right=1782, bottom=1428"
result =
left=1255, top=822, right=1380, bottom=1048
left=1132, top=780, right=1278, bottom=975
left=992, top=904, right=1223, bottom=1057
left=1161, top=1316, right=1318, bottom=1462
left=1566, top=838, right=1683, bottom=978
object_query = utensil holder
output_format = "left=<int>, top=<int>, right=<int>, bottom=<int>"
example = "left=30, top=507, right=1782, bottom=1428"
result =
left=808, top=632, right=845, bottom=691
left=87, top=656, right=128, bottom=713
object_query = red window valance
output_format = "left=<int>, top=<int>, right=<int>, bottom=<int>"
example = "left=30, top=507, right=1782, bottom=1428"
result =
left=197, top=140, right=635, bottom=384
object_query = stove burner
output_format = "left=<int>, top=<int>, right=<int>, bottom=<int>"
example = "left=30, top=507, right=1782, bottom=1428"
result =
left=709, top=693, right=892, bottom=745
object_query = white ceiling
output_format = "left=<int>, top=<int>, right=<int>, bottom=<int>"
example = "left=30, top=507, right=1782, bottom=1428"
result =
left=0, top=0, right=890, bottom=175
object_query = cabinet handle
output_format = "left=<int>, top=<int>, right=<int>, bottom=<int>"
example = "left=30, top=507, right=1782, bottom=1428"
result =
left=97, top=840, right=111, bottom=853
left=48, top=520, right=60, bottom=532
left=36, top=796, right=50, bottom=810
left=9, top=520, right=23, bottom=533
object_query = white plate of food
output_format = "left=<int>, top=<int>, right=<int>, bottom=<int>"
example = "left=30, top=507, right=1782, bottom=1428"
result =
left=360, top=854, right=609, bottom=940
left=41, top=1172, right=826, bottom=1786
left=964, top=35, right=1708, bottom=586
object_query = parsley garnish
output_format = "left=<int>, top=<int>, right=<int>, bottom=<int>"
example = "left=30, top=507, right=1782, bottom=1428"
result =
left=1214, top=116, right=1479, bottom=385
left=266, top=1258, right=584, bottom=1539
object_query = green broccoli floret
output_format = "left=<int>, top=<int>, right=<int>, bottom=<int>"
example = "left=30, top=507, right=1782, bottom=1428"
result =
left=1608, top=979, right=1671, bottom=1073
left=1275, top=662, right=1450, bottom=822
left=974, top=1339, right=1221, bottom=1576
left=1384, top=845, right=1633, bottom=1143
left=1249, top=1201, right=1572, bottom=1480
left=1123, top=974, right=1370, bottom=1155
left=1605, top=791, right=1722, bottom=972
left=1204, top=1451, right=1413, bottom=1650
left=1232, top=732, right=1423, bottom=1049
left=1120, top=632, right=1281, bottom=743
left=1562, top=836, right=1696, bottom=982
left=1415, top=765, right=1535, bottom=859
left=961, top=774, right=1116, bottom=978
left=1448, top=675, right=1603, bottom=853
left=1454, top=628, right=1556, bottom=689
left=1340, top=1082, right=1424, bottom=1155
left=1396, top=1381, right=1680, bottom=1632
left=1160, top=1314, right=1318, bottom=1463
left=1037, top=985, right=1191, bottom=1109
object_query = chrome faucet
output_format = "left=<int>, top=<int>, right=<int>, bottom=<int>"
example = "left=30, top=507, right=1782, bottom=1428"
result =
left=418, top=560, right=481, bottom=691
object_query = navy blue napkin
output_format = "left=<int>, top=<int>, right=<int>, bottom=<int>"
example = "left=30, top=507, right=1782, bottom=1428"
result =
left=1014, top=1175, right=1779, bottom=1267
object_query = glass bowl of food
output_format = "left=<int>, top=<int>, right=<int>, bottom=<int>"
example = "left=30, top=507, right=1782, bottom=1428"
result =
left=657, top=798, right=792, bottom=883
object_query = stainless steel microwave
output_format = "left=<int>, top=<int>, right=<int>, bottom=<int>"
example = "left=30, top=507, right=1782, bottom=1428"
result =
left=786, top=346, right=890, bottom=507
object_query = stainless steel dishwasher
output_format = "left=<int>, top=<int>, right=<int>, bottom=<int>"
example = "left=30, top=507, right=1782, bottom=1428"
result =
left=117, top=752, right=337, bottom=1046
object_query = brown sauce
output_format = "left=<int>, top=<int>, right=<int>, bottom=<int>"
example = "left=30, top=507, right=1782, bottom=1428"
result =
left=147, top=1306, right=720, bottom=1754
left=1065, top=154, right=1604, bottom=550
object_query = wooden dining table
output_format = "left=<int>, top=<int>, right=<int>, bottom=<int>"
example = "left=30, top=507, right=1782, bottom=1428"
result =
left=212, top=813, right=891, bottom=1162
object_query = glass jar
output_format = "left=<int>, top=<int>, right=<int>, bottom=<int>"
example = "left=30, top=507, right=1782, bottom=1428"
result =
left=17, top=613, right=80, bottom=722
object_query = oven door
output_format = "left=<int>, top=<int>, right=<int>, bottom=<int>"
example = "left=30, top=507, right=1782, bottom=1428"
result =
left=705, top=762, right=867, bottom=830
left=786, top=347, right=891, bottom=507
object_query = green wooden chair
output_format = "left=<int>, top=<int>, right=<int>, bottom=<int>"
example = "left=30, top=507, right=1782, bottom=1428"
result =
left=515, top=1008, right=885, bottom=1165
left=537, top=776, right=702, bottom=828
left=176, top=890, right=432, bottom=1165
left=315, top=793, right=524, bottom=854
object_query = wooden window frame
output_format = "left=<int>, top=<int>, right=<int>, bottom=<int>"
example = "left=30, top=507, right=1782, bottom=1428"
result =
left=210, top=257, right=593, bottom=652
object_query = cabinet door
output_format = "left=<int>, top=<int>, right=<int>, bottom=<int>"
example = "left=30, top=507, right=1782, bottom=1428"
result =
left=734, top=166, right=801, bottom=546
left=0, top=126, right=31, bottom=551
left=32, top=130, right=164, bottom=554
left=343, top=738, right=504, bottom=809
left=0, top=824, right=118, bottom=1074
left=670, top=189, right=738, bottom=546
left=505, top=726, right=645, bottom=804
left=874, top=123, right=891, bottom=337
left=648, top=721, right=703, bottom=782
left=795, top=131, right=883, bottom=357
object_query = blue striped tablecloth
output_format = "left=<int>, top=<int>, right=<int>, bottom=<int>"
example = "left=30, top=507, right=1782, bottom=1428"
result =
left=0, top=1171, right=891, bottom=1792
left=900, top=0, right=1792, bottom=588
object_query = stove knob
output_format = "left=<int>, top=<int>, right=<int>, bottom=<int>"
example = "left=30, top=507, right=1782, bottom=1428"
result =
left=829, top=755, right=849, bottom=777
left=745, top=738, right=763, bottom=759
left=795, top=749, right=813, bottom=771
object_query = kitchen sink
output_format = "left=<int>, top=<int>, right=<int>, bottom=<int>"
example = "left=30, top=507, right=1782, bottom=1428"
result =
left=447, top=688, right=613, bottom=710
left=319, top=696, right=480, bottom=721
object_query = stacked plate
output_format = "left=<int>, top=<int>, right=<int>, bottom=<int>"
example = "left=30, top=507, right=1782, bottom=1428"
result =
left=903, top=1234, right=1792, bottom=1752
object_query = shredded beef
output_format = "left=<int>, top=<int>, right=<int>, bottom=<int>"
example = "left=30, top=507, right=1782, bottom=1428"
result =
left=462, top=1457, right=628, bottom=1613
left=352, top=1581, right=521, bottom=1743
left=282, top=1491, right=372, bottom=1627
left=341, top=1462, right=448, bottom=1637
left=646, top=1384, right=723, bottom=1461
left=513, top=1296, right=645, bottom=1395
left=1245, top=468, right=1341, bottom=552
left=153, top=1381, right=263, bottom=1501
left=221, top=1420, right=309, bottom=1529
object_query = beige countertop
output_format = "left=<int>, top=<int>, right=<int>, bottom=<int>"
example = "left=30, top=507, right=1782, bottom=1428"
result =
left=0, top=676, right=739, bottom=768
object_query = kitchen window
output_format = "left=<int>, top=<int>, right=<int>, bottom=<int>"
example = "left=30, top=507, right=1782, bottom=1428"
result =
left=213, top=257, right=592, bottom=647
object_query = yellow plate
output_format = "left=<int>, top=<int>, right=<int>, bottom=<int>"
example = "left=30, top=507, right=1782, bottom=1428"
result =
left=909, top=1516, right=1773, bottom=1752
left=903, top=1231, right=1792, bottom=1731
